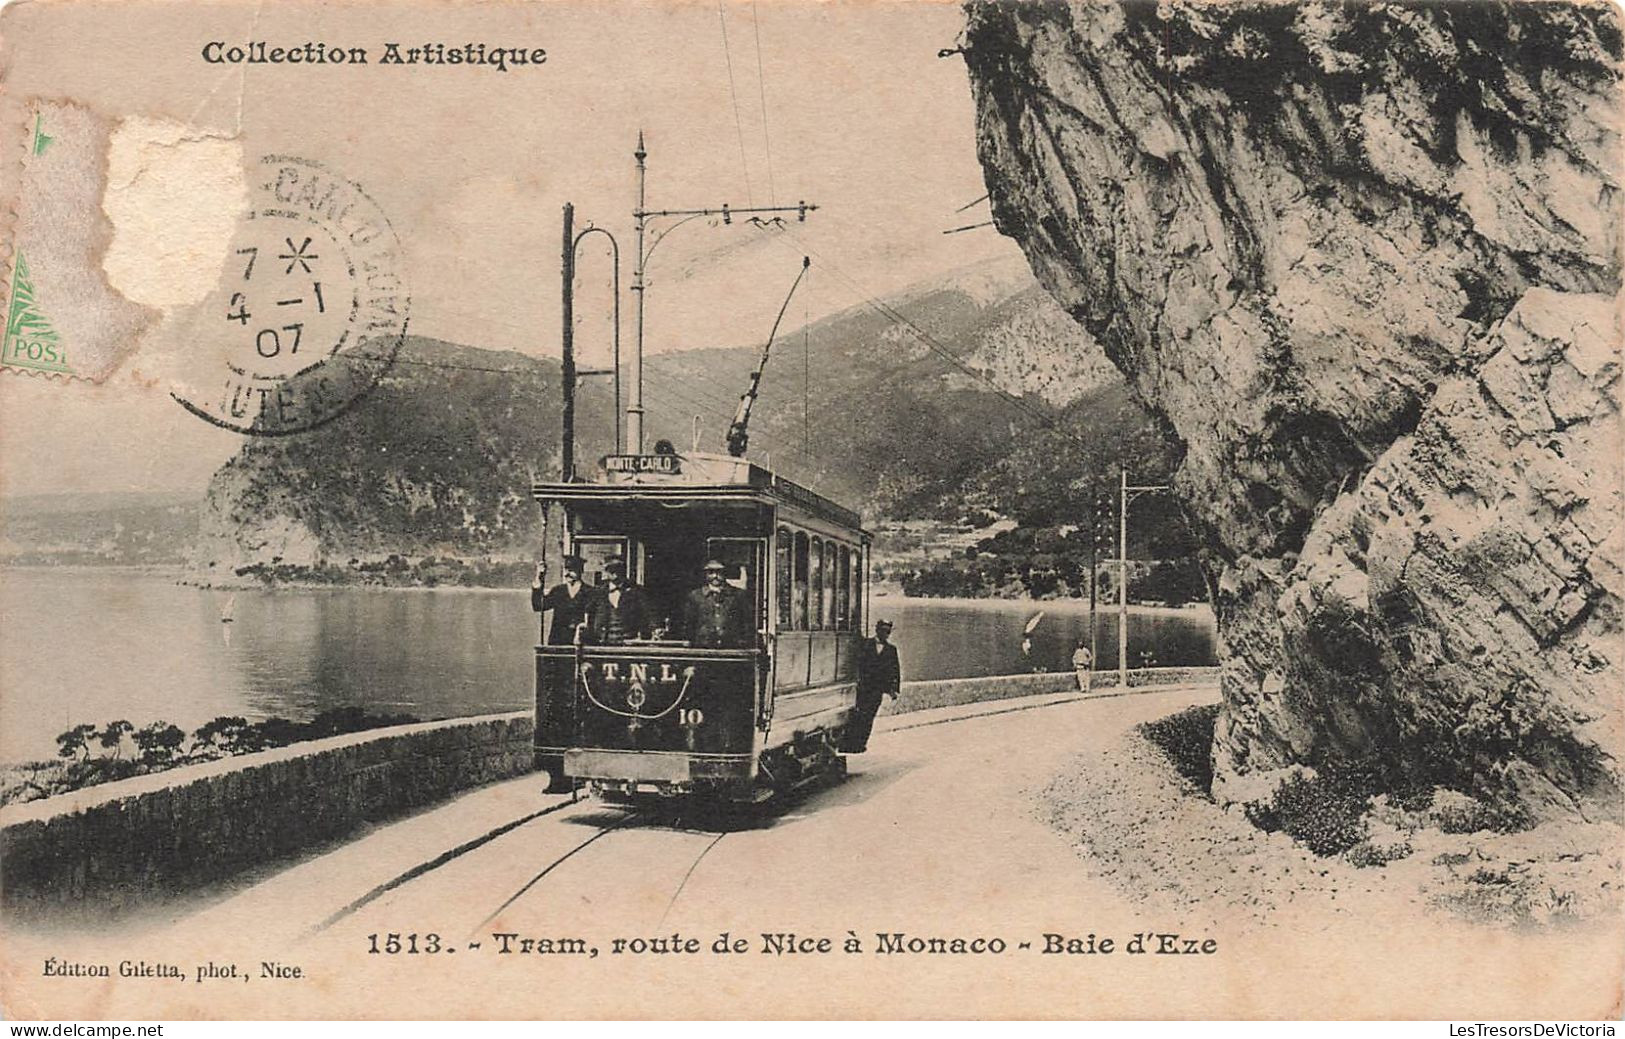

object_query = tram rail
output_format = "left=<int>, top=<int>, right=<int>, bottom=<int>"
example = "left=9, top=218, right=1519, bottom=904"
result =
left=306, top=687, right=1144, bottom=940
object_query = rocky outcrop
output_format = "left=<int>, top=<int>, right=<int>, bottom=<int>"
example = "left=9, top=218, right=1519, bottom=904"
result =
left=195, top=337, right=562, bottom=574
left=964, top=1, right=1622, bottom=819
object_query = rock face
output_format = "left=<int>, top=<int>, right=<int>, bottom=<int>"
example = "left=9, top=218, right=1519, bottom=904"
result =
left=196, top=337, right=561, bottom=574
left=964, top=0, right=1623, bottom=819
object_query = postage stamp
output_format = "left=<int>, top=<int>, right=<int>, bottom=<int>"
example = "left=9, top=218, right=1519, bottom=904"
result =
left=169, top=155, right=410, bottom=435
left=1, top=99, right=159, bottom=381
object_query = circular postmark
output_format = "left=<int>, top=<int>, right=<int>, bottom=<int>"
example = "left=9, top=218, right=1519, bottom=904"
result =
left=171, top=155, right=409, bottom=435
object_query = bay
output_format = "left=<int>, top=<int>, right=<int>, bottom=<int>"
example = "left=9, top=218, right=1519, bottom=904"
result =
left=0, top=569, right=1215, bottom=762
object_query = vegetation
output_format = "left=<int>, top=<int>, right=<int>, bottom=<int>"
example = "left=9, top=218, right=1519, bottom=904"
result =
left=1, top=707, right=420, bottom=806
left=1139, top=703, right=1531, bottom=864
left=225, top=555, right=536, bottom=589
left=1139, top=703, right=1220, bottom=791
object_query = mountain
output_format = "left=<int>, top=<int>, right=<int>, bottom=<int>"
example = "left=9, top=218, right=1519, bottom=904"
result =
left=194, top=339, right=562, bottom=578
left=0, top=491, right=199, bottom=566
left=193, top=262, right=1181, bottom=581
left=642, top=258, right=1137, bottom=518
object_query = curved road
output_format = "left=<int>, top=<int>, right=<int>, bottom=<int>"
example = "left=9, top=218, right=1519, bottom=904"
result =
left=11, top=683, right=1607, bottom=1019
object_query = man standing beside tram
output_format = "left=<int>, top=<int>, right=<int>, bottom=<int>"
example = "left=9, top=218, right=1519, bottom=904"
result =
left=531, top=554, right=595, bottom=645
left=843, top=618, right=901, bottom=754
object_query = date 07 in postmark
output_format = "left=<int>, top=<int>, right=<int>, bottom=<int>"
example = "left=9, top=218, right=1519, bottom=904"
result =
left=171, top=155, right=409, bottom=437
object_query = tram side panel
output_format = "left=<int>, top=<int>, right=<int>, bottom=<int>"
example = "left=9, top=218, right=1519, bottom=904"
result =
left=535, top=647, right=762, bottom=788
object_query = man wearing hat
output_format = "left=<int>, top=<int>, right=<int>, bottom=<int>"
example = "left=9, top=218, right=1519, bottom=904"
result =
left=531, top=554, right=595, bottom=645
left=587, top=557, right=652, bottom=644
left=681, top=559, right=755, bottom=649
left=843, top=618, right=901, bottom=753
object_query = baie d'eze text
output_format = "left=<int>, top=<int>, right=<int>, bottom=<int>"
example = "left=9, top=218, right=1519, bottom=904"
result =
left=201, top=41, right=548, bottom=72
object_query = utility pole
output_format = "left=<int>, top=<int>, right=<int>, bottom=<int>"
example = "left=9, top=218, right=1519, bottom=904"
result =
left=560, top=203, right=575, bottom=481
left=630, top=134, right=648, bottom=456
left=1119, top=467, right=1170, bottom=689
left=559, top=205, right=622, bottom=473
left=628, top=131, right=817, bottom=454
left=1088, top=480, right=1102, bottom=680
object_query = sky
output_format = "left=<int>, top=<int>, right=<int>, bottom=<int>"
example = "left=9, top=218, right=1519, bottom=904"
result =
left=0, top=0, right=1026, bottom=497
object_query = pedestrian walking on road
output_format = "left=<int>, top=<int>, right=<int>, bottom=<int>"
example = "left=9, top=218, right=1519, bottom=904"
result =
left=842, top=619, right=901, bottom=753
left=1072, top=638, right=1093, bottom=693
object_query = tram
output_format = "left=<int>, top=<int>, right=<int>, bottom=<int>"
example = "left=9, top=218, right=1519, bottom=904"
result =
left=531, top=449, right=871, bottom=802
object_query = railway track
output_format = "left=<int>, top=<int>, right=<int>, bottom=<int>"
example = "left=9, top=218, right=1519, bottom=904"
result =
left=309, top=688, right=1166, bottom=939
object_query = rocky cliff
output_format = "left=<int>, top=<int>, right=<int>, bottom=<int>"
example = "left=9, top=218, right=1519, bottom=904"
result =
left=964, top=0, right=1622, bottom=820
left=196, top=337, right=563, bottom=575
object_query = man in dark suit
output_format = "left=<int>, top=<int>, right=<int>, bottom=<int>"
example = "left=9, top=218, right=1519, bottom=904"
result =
left=531, top=554, right=595, bottom=645
left=843, top=618, right=901, bottom=753
left=587, top=557, right=652, bottom=644
left=681, top=559, right=755, bottom=648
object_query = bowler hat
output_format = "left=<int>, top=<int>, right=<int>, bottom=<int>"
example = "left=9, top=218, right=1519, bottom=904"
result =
left=604, top=558, right=627, bottom=574
left=875, top=619, right=893, bottom=631
left=562, top=554, right=585, bottom=570
left=703, top=559, right=726, bottom=572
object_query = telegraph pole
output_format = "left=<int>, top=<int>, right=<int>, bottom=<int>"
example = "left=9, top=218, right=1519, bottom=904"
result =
left=1089, top=480, right=1104, bottom=680
left=630, top=134, right=648, bottom=456
left=627, top=131, right=817, bottom=454
left=559, top=205, right=622, bottom=472
left=1119, top=467, right=1170, bottom=689
left=560, top=203, right=576, bottom=481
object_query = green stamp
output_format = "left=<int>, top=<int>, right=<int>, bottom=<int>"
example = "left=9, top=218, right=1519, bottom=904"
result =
left=3, top=250, right=72, bottom=376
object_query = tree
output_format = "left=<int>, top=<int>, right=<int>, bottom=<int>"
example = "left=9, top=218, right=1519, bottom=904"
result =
left=191, top=716, right=253, bottom=760
left=97, top=720, right=134, bottom=759
left=56, top=723, right=97, bottom=762
left=132, top=723, right=187, bottom=767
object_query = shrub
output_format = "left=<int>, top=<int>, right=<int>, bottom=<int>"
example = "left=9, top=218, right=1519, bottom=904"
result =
left=1268, top=767, right=1375, bottom=856
left=1433, top=795, right=1530, bottom=835
left=1140, top=703, right=1219, bottom=793
left=1345, top=840, right=1413, bottom=869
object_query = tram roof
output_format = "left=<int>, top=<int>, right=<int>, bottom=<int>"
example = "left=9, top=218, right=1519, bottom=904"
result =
left=532, top=452, right=865, bottom=534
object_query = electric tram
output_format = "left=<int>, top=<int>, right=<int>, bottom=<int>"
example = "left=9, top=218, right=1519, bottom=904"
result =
left=531, top=450, right=870, bottom=801
left=535, top=143, right=863, bottom=801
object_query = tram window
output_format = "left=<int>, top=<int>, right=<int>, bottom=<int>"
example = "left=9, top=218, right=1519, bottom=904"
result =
left=776, top=530, right=792, bottom=629
left=837, top=545, right=850, bottom=630
left=793, top=531, right=809, bottom=630
left=851, top=549, right=863, bottom=632
left=810, top=538, right=825, bottom=631
left=573, top=538, right=628, bottom=586
left=823, top=544, right=837, bottom=629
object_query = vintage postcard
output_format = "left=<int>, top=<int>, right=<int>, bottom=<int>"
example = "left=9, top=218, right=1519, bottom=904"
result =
left=0, top=0, right=1621, bottom=1022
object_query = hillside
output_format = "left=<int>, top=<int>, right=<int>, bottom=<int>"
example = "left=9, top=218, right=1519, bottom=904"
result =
left=180, top=262, right=1186, bottom=585
left=0, top=492, right=199, bottom=566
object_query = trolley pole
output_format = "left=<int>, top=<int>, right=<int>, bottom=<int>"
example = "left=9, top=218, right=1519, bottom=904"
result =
left=1119, top=467, right=1170, bottom=689
left=627, top=132, right=817, bottom=455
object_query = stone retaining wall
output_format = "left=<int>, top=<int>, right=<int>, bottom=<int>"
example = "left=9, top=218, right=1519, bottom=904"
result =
left=1, top=668, right=1216, bottom=913
left=1, top=713, right=532, bottom=916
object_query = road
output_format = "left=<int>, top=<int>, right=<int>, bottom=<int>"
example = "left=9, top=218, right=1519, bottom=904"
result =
left=7, top=683, right=1614, bottom=1019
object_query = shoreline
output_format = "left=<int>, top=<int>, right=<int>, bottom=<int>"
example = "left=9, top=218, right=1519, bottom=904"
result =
left=2, top=563, right=1216, bottom=615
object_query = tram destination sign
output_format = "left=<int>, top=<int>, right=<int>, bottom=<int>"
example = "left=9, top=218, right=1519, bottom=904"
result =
left=603, top=453, right=682, bottom=475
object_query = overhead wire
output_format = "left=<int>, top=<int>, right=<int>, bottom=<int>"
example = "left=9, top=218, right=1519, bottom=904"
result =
left=717, top=1, right=755, bottom=206
left=756, top=225, right=1089, bottom=449
left=750, top=1, right=777, bottom=206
